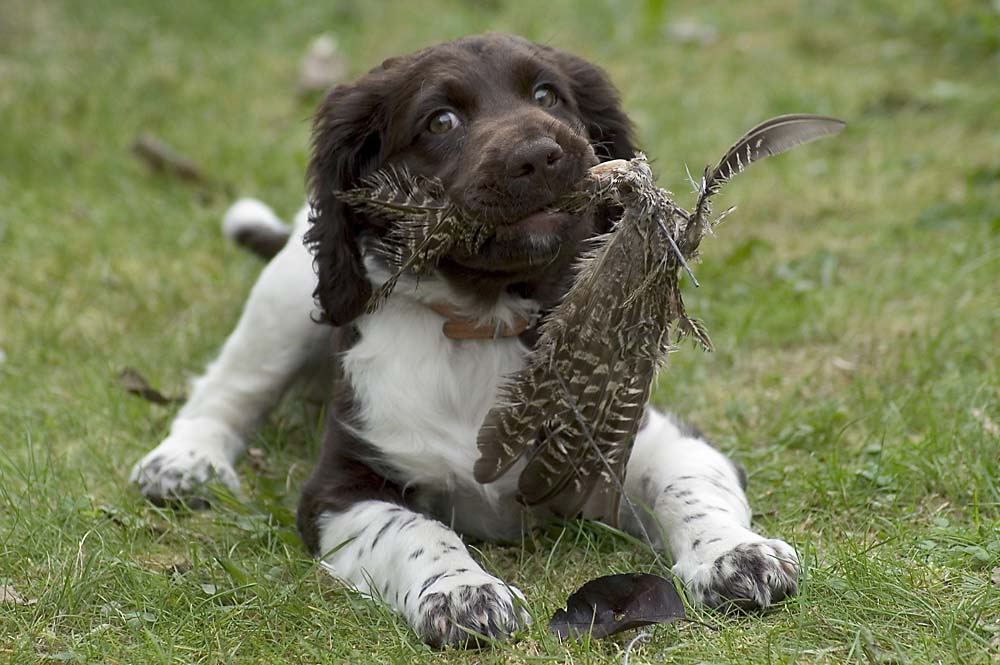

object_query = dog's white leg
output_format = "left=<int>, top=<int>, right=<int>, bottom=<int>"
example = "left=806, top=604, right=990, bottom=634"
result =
left=620, top=409, right=799, bottom=610
left=130, top=204, right=328, bottom=502
left=317, top=501, right=528, bottom=647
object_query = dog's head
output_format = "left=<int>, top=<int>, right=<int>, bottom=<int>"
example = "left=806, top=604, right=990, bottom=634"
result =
left=306, top=33, right=637, bottom=326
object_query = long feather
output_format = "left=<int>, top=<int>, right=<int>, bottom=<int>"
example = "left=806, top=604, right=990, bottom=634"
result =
left=686, top=114, right=845, bottom=254
left=474, top=363, right=564, bottom=483
left=709, top=114, right=845, bottom=190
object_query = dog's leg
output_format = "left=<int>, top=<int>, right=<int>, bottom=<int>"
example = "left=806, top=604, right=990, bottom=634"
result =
left=314, top=500, right=528, bottom=647
left=619, top=409, right=799, bottom=610
left=130, top=203, right=328, bottom=502
left=298, top=438, right=527, bottom=648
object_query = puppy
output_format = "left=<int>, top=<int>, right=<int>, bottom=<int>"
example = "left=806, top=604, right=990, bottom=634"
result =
left=131, top=33, right=799, bottom=647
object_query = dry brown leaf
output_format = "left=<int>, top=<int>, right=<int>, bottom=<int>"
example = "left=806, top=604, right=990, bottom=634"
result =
left=117, top=367, right=184, bottom=405
left=0, top=584, right=37, bottom=606
left=549, top=573, right=685, bottom=640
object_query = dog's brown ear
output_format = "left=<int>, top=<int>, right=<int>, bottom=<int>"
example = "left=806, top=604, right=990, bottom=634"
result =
left=305, top=80, right=388, bottom=326
left=556, top=51, right=638, bottom=161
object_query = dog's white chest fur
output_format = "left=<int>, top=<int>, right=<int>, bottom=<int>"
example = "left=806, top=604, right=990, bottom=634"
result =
left=342, top=292, right=528, bottom=496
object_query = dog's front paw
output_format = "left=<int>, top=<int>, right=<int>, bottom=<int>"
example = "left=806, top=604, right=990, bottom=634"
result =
left=412, top=573, right=529, bottom=648
left=129, top=419, right=242, bottom=505
left=675, top=537, right=799, bottom=611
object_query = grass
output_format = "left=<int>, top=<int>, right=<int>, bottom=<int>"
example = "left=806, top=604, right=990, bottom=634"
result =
left=1, top=0, right=998, bottom=662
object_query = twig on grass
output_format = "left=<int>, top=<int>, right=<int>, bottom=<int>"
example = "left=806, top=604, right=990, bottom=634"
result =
left=132, top=132, right=208, bottom=184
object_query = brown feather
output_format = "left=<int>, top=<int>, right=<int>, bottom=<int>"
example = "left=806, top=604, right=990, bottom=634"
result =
left=686, top=115, right=845, bottom=253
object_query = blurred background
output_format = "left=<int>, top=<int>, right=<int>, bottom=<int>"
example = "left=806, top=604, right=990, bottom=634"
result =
left=1, top=1, right=998, bottom=662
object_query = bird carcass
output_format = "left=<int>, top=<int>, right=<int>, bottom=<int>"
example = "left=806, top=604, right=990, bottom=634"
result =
left=338, top=114, right=845, bottom=523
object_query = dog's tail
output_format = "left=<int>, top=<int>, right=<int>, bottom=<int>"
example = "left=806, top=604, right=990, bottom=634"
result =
left=221, top=198, right=293, bottom=260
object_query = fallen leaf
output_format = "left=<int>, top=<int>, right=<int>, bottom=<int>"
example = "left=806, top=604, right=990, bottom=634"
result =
left=992, top=567, right=1000, bottom=586
left=549, top=573, right=685, bottom=640
left=0, top=584, right=37, bottom=606
left=299, top=34, right=347, bottom=94
left=122, top=610, right=157, bottom=629
left=117, top=367, right=184, bottom=405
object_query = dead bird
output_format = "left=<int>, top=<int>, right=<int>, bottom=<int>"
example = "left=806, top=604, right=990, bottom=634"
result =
left=339, top=114, right=845, bottom=522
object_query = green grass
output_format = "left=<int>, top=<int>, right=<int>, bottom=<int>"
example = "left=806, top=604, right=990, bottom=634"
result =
left=1, top=0, right=998, bottom=662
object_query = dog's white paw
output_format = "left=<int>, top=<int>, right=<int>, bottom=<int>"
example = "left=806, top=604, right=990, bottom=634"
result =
left=411, top=571, right=529, bottom=648
left=674, top=535, right=799, bottom=611
left=129, top=419, right=242, bottom=505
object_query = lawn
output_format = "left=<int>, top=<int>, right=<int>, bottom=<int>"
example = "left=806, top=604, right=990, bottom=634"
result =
left=1, top=0, right=998, bottom=662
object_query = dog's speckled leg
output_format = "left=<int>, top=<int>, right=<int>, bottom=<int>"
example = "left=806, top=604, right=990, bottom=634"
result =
left=130, top=205, right=327, bottom=503
left=316, top=501, right=529, bottom=647
left=620, top=409, right=799, bottom=610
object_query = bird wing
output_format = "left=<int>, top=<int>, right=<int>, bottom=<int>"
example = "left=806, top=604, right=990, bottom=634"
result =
left=474, top=217, right=632, bottom=486
left=507, top=215, right=652, bottom=512
left=524, top=354, right=654, bottom=519
left=474, top=357, right=570, bottom=484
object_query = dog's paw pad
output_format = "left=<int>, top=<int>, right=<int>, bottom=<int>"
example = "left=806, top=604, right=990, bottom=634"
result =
left=679, top=539, right=799, bottom=611
left=414, top=576, right=528, bottom=648
left=130, top=438, right=239, bottom=505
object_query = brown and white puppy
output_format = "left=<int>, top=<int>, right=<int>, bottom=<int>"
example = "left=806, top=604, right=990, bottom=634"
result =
left=131, top=34, right=799, bottom=648
left=306, top=33, right=634, bottom=328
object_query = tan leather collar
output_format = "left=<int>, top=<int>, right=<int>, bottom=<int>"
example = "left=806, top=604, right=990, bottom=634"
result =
left=428, top=302, right=532, bottom=340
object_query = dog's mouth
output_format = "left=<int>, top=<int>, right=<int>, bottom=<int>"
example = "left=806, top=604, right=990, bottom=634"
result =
left=446, top=209, right=584, bottom=275
left=495, top=210, right=573, bottom=241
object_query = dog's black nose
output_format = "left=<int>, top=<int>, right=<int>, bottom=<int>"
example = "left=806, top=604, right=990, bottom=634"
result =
left=507, top=138, right=564, bottom=179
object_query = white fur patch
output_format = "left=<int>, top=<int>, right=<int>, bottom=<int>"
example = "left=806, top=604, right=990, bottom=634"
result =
left=343, top=265, right=534, bottom=502
left=221, top=198, right=290, bottom=241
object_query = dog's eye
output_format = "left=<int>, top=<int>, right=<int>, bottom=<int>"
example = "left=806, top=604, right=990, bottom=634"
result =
left=533, top=84, right=559, bottom=108
left=427, top=110, right=461, bottom=134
